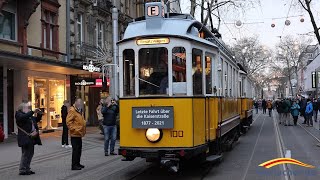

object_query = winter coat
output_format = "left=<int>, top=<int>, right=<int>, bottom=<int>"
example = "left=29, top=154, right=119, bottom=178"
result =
left=66, top=106, right=86, bottom=137
left=267, top=101, right=272, bottom=109
left=313, top=101, right=319, bottom=111
left=61, top=105, right=68, bottom=127
left=15, top=110, right=42, bottom=147
left=283, top=100, right=291, bottom=113
left=291, top=104, right=300, bottom=117
left=254, top=102, right=259, bottom=108
left=102, top=104, right=119, bottom=126
left=305, top=102, right=313, bottom=115
left=262, top=100, right=267, bottom=108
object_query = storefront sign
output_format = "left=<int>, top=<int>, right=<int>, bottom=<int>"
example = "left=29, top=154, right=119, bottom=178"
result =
left=95, top=79, right=102, bottom=87
left=132, top=106, right=174, bottom=129
left=74, top=79, right=96, bottom=86
left=83, top=61, right=101, bottom=72
left=136, top=38, right=170, bottom=45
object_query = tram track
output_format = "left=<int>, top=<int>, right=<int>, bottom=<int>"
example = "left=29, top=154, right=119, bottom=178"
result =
left=297, top=123, right=320, bottom=144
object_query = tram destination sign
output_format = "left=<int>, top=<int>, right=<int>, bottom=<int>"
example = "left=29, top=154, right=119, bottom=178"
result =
left=136, top=38, right=170, bottom=45
left=132, top=106, right=174, bottom=129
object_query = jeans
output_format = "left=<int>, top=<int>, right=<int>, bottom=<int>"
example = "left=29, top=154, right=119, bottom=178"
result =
left=293, top=116, right=298, bottom=125
left=314, top=110, right=318, bottom=122
left=255, top=108, right=258, bottom=114
left=306, top=114, right=313, bottom=126
left=268, top=109, right=272, bottom=117
left=19, top=143, right=34, bottom=173
left=71, top=137, right=82, bottom=167
left=103, top=125, right=117, bottom=153
left=62, top=123, right=69, bottom=145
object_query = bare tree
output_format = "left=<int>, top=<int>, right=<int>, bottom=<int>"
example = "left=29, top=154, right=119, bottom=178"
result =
left=274, top=35, right=311, bottom=96
left=297, top=0, right=320, bottom=45
left=232, top=37, right=272, bottom=82
left=189, top=0, right=260, bottom=29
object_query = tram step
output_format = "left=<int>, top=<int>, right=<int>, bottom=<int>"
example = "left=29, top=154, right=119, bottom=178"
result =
left=206, top=155, right=222, bottom=162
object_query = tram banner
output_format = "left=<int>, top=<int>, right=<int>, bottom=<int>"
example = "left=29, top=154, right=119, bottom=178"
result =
left=132, top=106, right=174, bottom=129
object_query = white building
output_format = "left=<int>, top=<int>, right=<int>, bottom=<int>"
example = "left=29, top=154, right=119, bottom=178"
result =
left=303, top=45, right=320, bottom=96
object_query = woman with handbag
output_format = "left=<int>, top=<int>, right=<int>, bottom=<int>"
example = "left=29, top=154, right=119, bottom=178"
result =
left=15, top=102, right=42, bottom=175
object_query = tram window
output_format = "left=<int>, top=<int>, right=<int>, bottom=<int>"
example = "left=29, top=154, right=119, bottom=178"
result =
left=123, top=49, right=135, bottom=96
left=138, top=47, right=168, bottom=95
left=192, top=49, right=203, bottom=95
left=172, top=47, right=187, bottom=95
left=205, top=55, right=212, bottom=94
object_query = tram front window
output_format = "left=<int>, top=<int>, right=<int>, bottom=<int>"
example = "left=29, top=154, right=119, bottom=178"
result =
left=139, top=47, right=168, bottom=95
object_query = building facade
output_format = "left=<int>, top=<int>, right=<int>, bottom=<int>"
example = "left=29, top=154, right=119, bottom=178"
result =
left=0, top=0, right=95, bottom=138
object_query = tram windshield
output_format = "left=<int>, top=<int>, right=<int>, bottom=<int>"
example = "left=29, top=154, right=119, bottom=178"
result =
left=138, top=47, right=168, bottom=95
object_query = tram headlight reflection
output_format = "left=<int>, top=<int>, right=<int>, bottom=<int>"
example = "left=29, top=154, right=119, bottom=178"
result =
left=146, top=128, right=162, bottom=142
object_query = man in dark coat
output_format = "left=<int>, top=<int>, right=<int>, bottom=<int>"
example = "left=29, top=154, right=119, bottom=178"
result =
left=15, top=102, right=42, bottom=175
left=313, top=98, right=319, bottom=122
left=101, top=97, right=119, bottom=156
left=262, top=99, right=267, bottom=114
left=61, top=100, right=71, bottom=148
left=300, top=97, right=307, bottom=124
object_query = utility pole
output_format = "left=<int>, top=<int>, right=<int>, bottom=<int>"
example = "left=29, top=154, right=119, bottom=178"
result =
left=112, top=7, right=119, bottom=100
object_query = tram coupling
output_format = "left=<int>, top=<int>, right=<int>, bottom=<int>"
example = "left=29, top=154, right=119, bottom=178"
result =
left=160, top=158, right=180, bottom=173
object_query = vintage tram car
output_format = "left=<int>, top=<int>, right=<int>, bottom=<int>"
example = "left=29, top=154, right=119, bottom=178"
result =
left=117, top=2, right=254, bottom=172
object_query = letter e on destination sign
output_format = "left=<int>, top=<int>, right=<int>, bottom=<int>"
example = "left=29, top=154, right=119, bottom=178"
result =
left=147, top=6, right=159, bottom=16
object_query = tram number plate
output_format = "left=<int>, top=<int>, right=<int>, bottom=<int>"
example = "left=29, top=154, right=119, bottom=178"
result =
left=132, top=106, right=174, bottom=129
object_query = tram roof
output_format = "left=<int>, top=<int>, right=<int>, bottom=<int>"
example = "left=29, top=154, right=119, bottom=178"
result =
left=121, top=17, right=218, bottom=48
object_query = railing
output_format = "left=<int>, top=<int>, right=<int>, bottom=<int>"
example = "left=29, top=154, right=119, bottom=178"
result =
left=71, top=41, right=100, bottom=62
left=92, top=0, right=112, bottom=11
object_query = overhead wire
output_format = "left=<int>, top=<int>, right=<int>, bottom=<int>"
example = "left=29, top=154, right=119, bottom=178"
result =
left=281, top=0, right=295, bottom=37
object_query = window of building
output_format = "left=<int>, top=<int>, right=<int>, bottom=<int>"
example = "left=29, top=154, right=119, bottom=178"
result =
left=42, top=10, right=58, bottom=51
left=77, top=14, right=83, bottom=43
left=96, top=21, right=104, bottom=48
left=192, top=49, right=203, bottom=95
left=123, top=49, right=135, bottom=96
left=0, top=1, right=17, bottom=41
left=0, top=11, right=16, bottom=41
left=172, top=47, right=186, bottom=95
left=41, top=0, right=60, bottom=51
left=138, top=48, right=168, bottom=95
left=125, top=0, right=130, bottom=14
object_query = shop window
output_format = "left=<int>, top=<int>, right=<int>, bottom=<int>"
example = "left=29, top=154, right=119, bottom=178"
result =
left=139, top=47, right=168, bottom=95
left=49, top=80, right=65, bottom=127
left=192, top=49, right=203, bottom=95
left=172, top=47, right=186, bottom=95
left=123, top=49, right=135, bottom=96
left=0, top=0, right=17, bottom=41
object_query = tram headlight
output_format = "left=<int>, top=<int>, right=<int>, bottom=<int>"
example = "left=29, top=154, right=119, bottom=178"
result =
left=145, top=128, right=162, bottom=142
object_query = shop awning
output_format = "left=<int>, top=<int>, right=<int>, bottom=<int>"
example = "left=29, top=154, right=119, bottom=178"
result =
left=0, top=50, right=96, bottom=75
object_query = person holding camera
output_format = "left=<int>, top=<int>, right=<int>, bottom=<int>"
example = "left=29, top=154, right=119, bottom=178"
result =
left=101, top=97, right=119, bottom=156
left=15, top=102, right=43, bottom=175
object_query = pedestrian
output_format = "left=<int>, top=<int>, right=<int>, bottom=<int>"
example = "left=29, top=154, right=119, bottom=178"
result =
left=15, top=102, right=42, bottom=175
left=101, top=97, right=119, bottom=156
left=291, top=101, right=300, bottom=126
left=61, top=100, right=71, bottom=148
left=254, top=101, right=259, bottom=114
left=312, top=98, right=319, bottom=122
left=283, top=98, right=291, bottom=126
left=96, top=99, right=104, bottom=135
left=276, top=100, right=284, bottom=124
left=262, top=99, right=267, bottom=114
left=300, top=97, right=307, bottom=124
left=66, top=98, right=86, bottom=170
left=305, top=99, right=313, bottom=127
left=267, top=100, right=272, bottom=117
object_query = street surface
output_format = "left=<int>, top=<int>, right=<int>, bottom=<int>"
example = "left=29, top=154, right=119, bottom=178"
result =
left=1, top=112, right=320, bottom=180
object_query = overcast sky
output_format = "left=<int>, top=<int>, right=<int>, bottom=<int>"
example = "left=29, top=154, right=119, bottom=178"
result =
left=179, top=0, right=320, bottom=48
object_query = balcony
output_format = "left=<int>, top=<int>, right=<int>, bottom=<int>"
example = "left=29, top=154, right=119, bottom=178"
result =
left=92, top=0, right=112, bottom=15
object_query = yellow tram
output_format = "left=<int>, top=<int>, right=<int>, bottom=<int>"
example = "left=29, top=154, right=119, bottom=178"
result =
left=117, top=2, right=254, bottom=172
